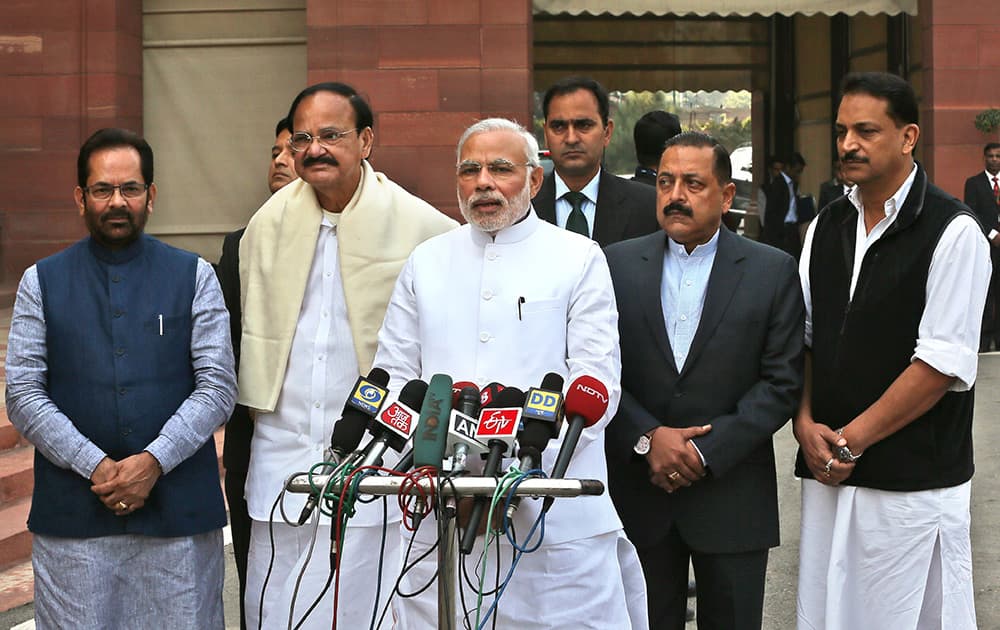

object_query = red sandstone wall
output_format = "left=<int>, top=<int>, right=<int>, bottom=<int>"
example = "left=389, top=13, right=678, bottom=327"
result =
left=305, top=0, right=534, bottom=221
left=0, top=0, right=142, bottom=281
left=920, top=0, right=1000, bottom=200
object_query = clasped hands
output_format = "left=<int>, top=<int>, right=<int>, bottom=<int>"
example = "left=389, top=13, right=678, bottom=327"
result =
left=90, top=452, right=162, bottom=516
left=644, top=424, right=711, bottom=493
left=794, top=416, right=855, bottom=485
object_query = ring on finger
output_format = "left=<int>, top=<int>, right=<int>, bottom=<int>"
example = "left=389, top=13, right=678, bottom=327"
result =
left=667, top=471, right=680, bottom=481
left=116, top=501, right=129, bottom=511
left=823, top=458, right=835, bottom=476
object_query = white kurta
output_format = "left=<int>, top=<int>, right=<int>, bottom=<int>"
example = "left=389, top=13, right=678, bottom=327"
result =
left=374, top=208, right=646, bottom=628
left=796, top=165, right=988, bottom=630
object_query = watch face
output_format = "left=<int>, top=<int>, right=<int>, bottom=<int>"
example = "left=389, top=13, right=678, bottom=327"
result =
left=634, top=434, right=651, bottom=455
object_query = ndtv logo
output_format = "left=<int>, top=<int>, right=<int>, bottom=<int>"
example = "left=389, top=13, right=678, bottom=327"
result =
left=476, top=408, right=520, bottom=437
left=378, top=403, right=415, bottom=437
left=574, top=384, right=608, bottom=404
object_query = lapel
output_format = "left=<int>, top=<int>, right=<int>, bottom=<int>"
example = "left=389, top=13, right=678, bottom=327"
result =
left=679, top=227, right=745, bottom=378
left=980, top=172, right=998, bottom=206
left=636, top=232, right=679, bottom=375
left=532, top=173, right=558, bottom=226
left=593, top=169, right=626, bottom=246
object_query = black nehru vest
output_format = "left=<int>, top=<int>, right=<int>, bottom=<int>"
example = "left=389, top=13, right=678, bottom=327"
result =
left=795, top=165, right=976, bottom=491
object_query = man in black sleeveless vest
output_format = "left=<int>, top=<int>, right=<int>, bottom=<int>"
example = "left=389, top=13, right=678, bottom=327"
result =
left=793, top=72, right=990, bottom=629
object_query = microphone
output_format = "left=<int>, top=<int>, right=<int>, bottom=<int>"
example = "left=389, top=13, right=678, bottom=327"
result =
left=479, top=381, right=505, bottom=408
left=504, top=373, right=564, bottom=524
left=542, top=375, right=609, bottom=512
left=354, top=378, right=428, bottom=469
left=460, top=387, right=525, bottom=554
left=297, top=368, right=390, bottom=524
left=412, top=374, right=454, bottom=470
left=445, top=385, right=485, bottom=473
left=394, top=382, right=478, bottom=474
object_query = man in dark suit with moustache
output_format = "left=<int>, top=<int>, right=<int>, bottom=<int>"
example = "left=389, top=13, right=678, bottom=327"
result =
left=533, top=76, right=659, bottom=247
left=605, top=132, right=804, bottom=629
left=964, top=142, right=1000, bottom=351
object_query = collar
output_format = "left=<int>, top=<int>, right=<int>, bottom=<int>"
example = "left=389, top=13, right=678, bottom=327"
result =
left=847, top=162, right=917, bottom=221
left=554, top=169, right=601, bottom=204
left=780, top=171, right=793, bottom=186
left=985, top=170, right=1000, bottom=182
left=469, top=206, right=540, bottom=246
left=666, top=227, right=720, bottom=259
left=88, top=232, right=147, bottom=265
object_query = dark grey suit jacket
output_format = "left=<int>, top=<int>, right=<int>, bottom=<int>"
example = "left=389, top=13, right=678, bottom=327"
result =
left=532, top=169, right=658, bottom=247
left=605, top=227, right=804, bottom=552
left=818, top=180, right=845, bottom=214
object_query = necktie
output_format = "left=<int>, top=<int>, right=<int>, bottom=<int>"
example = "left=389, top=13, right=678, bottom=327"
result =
left=993, top=177, right=999, bottom=205
left=563, top=191, right=589, bottom=236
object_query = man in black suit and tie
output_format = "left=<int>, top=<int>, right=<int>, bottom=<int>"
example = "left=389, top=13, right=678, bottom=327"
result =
left=605, top=132, right=804, bottom=629
left=533, top=76, right=659, bottom=246
left=215, top=116, right=295, bottom=630
left=633, top=110, right=682, bottom=186
left=817, top=158, right=852, bottom=212
left=964, top=142, right=1000, bottom=351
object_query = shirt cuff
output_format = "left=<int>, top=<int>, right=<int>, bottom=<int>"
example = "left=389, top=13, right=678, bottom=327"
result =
left=144, top=435, right=181, bottom=474
left=690, top=439, right=708, bottom=467
left=913, top=338, right=978, bottom=392
left=989, top=229, right=998, bottom=241
left=74, top=443, right=109, bottom=480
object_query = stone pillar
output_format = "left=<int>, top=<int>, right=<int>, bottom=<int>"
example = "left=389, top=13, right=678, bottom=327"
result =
left=919, top=0, right=1000, bottom=198
left=0, top=0, right=142, bottom=279
left=305, top=0, right=534, bottom=220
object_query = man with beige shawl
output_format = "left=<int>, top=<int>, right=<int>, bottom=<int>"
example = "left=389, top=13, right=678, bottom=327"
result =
left=238, top=82, right=456, bottom=630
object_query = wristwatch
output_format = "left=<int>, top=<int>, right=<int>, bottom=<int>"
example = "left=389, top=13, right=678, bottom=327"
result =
left=834, top=429, right=862, bottom=463
left=634, top=430, right=654, bottom=455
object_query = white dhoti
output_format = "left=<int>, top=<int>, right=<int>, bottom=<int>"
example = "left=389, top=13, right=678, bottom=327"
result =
left=392, top=527, right=648, bottom=630
left=245, top=518, right=400, bottom=630
left=797, top=479, right=976, bottom=630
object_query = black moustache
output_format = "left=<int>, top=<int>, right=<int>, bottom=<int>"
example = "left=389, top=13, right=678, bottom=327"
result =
left=841, top=151, right=868, bottom=164
left=303, top=156, right=338, bottom=168
left=662, top=203, right=693, bottom=217
left=102, top=212, right=131, bottom=222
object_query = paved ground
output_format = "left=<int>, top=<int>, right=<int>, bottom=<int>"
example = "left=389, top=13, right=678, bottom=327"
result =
left=4, top=355, right=1000, bottom=629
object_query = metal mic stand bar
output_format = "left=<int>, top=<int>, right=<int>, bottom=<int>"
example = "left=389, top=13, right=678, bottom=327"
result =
left=286, top=475, right=603, bottom=629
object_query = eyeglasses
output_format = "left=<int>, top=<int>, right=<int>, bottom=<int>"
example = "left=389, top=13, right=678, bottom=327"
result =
left=83, top=183, right=149, bottom=200
left=457, top=159, right=532, bottom=180
left=288, top=128, right=359, bottom=152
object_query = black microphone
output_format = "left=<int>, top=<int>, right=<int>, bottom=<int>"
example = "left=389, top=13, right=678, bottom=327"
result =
left=542, top=375, right=609, bottom=513
left=446, top=384, right=484, bottom=473
left=504, top=373, right=564, bottom=525
left=459, top=387, right=525, bottom=554
left=354, top=378, right=428, bottom=469
left=297, top=368, right=390, bottom=524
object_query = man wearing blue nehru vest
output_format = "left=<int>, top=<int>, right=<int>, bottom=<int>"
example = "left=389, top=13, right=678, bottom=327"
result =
left=5, top=128, right=237, bottom=629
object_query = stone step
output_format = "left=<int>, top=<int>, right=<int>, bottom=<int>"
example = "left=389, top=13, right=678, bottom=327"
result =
left=0, top=409, right=28, bottom=453
left=0, top=446, right=33, bottom=506
left=0, top=497, right=32, bottom=571
left=0, top=560, right=32, bottom=614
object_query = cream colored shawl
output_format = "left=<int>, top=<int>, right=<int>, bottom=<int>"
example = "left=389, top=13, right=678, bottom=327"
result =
left=238, top=162, right=457, bottom=411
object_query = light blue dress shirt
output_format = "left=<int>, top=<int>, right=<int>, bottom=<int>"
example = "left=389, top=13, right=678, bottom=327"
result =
left=661, top=228, right=720, bottom=371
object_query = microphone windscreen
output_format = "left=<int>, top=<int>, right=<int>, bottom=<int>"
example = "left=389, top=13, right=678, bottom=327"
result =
left=564, top=376, right=609, bottom=426
left=479, top=382, right=505, bottom=407
left=331, top=368, right=392, bottom=452
left=483, top=386, right=525, bottom=409
left=451, top=381, right=479, bottom=405
left=398, top=379, right=430, bottom=410
left=540, top=372, right=564, bottom=392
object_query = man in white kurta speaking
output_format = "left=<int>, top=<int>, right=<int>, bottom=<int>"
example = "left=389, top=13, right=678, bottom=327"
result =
left=238, top=82, right=457, bottom=630
left=374, top=118, right=647, bottom=629
left=793, top=71, right=989, bottom=629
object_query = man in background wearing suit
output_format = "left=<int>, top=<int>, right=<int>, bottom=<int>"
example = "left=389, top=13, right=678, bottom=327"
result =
left=215, top=116, right=296, bottom=630
left=818, top=158, right=852, bottom=212
left=964, top=142, right=1000, bottom=351
left=605, top=132, right=804, bottom=629
left=533, top=76, right=659, bottom=246
left=633, top=110, right=682, bottom=186
left=761, top=152, right=807, bottom=258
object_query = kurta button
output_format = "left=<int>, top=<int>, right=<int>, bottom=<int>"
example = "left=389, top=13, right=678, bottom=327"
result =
left=111, top=275, right=121, bottom=283
left=482, top=290, right=493, bottom=300
left=121, top=428, right=131, bottom=436
left=487, top=252, right=497, bottom=261
left=673, top=391, right=684, bottom=398
left=479, top=332, right=490, bottom=342
left=119, top=388, right=126, bottom=396
left=115, top=348, right=125, bottom=356
left=679, top=314, right=688, bottom=321
left=314, top=402, right=321, bottom=408
left=113, top=310, right=123, bottom=318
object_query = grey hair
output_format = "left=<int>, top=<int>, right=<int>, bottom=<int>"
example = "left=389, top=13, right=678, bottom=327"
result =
left=456, top=118, right=540, bottom=167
